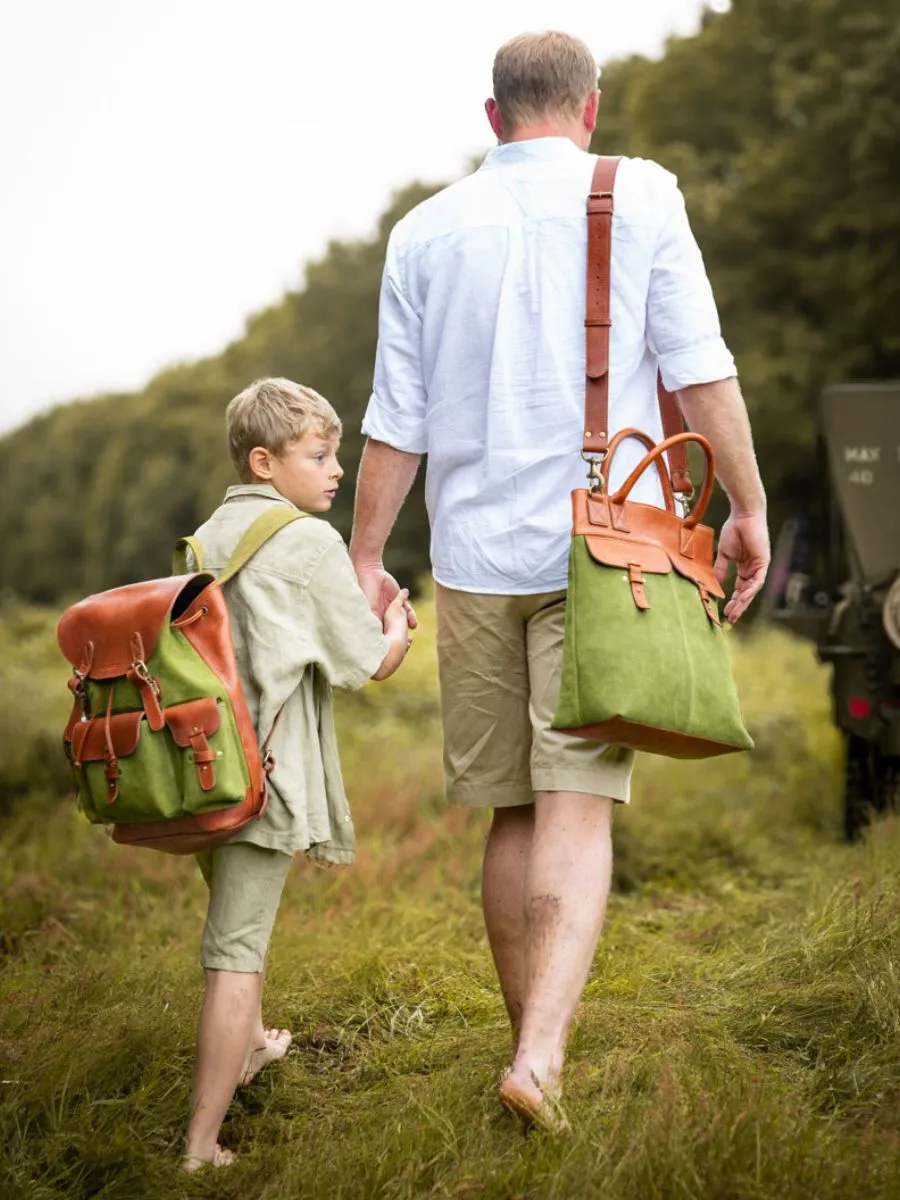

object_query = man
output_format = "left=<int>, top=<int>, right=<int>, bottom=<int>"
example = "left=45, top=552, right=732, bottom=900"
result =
left=350, top=31, right=769, bottom=1132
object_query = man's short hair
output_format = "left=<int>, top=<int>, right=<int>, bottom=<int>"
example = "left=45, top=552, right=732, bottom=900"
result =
left=226, top=377, right=342, bottom=483
left=492, top=31, right=598, bottom=132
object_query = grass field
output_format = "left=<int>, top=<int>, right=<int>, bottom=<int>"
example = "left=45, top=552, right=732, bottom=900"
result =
left=1, top=595, right=899, bottom=1199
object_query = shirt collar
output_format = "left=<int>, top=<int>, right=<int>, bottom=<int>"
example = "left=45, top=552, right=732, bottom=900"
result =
left=223, top=483, right=297, bottom=507
left=479, top=137, right=588, bottom=170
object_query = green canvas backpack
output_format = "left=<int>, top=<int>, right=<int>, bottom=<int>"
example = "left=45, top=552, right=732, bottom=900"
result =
left=57, top=508, right=305, bottom=853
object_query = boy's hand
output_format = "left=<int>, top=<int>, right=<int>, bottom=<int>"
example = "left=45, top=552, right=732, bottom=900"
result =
left=354, top=562, right=418, bottom=629
left=384, top=589, right=413, bottom=643
left=371, top=589, right=413, bottom=681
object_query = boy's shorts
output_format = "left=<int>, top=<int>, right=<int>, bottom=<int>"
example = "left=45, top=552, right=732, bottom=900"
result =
left=435, top=584, right=635, bottom=808
left=196, top=843, right=292, bottom=972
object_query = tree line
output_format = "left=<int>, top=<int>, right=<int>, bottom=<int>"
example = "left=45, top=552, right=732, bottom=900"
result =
left=2, top=0, right=897, bottom=605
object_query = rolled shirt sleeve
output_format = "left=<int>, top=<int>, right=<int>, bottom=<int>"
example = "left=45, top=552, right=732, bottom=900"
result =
left=361, top=227, right=429, bottom=453
left=305, top=540, right=390, bottom=690
left=647, top=173, right=737, bottom=392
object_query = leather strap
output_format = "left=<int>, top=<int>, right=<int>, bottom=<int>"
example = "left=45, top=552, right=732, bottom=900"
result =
left=584, top=156, right=693, bottom=495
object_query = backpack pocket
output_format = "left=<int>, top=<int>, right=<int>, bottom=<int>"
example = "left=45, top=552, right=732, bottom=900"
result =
left=69, top=695, right=250, bottom=823
left=163, top=696, right=250, bottom=815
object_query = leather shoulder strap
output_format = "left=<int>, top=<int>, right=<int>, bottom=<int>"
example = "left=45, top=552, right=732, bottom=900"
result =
left=584, top=156, right=619, bottom=457
left=217, top=507, right=308, bottom=585
left=584, top=155, right=693, bottom=495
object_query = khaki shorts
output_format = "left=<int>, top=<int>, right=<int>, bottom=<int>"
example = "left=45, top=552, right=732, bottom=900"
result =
left=435, top=584, right=634, bottom=808
left=196, top=843, right=292, bottom=972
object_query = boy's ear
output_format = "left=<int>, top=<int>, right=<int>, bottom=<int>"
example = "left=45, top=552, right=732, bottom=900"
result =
left=247, top=446, right=273, bottom=480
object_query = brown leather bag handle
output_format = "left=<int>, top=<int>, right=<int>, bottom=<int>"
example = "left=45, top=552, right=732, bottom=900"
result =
left=609, top=432, right=715, bottom=528
left=584, top=157, right=693, bottom=495
left=604, top=427, right=677, bottom=513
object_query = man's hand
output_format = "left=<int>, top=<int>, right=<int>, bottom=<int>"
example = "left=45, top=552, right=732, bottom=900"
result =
left=353, top=561, right=418, bottom=629
left=714, top=510, right=770, bottom=624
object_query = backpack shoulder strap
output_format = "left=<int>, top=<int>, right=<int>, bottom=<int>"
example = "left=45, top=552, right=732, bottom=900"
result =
left=172, top=535, right=205, bottom=575
left=217, top=508, right=308, bottom=586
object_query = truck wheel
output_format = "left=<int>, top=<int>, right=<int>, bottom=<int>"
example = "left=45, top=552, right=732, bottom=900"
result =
left=843, top=735, right=900, bottom=841
left=844, top=734, right=876, bottom=842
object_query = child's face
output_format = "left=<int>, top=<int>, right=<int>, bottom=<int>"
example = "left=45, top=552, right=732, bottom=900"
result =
left=252, top=427, right=344, bottom=513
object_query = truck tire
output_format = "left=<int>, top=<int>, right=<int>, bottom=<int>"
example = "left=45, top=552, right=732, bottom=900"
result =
left=843, top=734, right=900, bottom=841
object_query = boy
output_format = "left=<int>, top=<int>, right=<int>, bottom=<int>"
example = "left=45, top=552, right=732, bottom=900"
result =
left=182, top=378, right=412, bottom=1170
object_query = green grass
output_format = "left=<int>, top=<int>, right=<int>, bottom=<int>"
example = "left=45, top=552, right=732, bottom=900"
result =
left=1, top=596, right=899, bottom=1199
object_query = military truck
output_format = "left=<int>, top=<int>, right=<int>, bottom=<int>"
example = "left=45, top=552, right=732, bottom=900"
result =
left=765, top=382, right=900, bottom=840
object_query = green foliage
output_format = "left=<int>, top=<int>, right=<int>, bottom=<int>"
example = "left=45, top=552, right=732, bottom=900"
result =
left=2, top=0, right=898, bottom=604
left=592, top=0, right=900, bottom=531
left=2, top=603, right=900, bottom=1196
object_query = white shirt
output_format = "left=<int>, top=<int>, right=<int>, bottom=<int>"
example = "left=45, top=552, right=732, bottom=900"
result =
left=362, top=137, right=736, bottom=595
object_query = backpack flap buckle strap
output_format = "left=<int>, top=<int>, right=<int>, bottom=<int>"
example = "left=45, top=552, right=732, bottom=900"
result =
left=188, top=729, right=217, bottom=792
left=127, top=658, right=165, bottom=731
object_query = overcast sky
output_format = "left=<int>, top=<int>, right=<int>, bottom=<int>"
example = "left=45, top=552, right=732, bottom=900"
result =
left=0, top=0, right=718, bottom=433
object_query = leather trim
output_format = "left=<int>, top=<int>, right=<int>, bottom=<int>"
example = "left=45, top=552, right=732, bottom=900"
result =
left=585, top=534, right=672, bottom=574
left=70, top=709, right=143, bottom=763
left=58, top=573, right=217, bottom=679
left=573, top=491, right=725, bottom=597
left=163, top=697, right=221, bottom=746
left=555, top=715, right=747, bottom=759
left=173, top=584, right=266, bottom=818
left=110, top=788, right=265, bottom=854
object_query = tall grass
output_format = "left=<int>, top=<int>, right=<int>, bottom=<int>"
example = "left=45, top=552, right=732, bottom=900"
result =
left=1, top=594, right=898, bottom=1199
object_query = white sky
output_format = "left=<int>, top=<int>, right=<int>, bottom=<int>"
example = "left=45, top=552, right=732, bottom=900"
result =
left=0, top=0, right=715, bottom=433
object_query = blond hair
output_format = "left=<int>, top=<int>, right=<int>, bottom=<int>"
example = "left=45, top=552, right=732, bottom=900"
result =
left=492, top=31, right=598, bottom=133
left=226, top=377, right=342, bottom=483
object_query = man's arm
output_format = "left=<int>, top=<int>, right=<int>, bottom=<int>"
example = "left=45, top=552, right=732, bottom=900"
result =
left=349, top=438, right=421, bottom=622
left=677, top=377, right=769, bottom=624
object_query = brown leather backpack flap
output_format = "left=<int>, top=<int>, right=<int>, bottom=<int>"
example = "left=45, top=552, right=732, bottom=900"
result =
left=70, top=710, right=143, bottom=763
left=163, top=697, right=221, bottom=746
left=58, top=574, right=215, bottom=678
left=572, top=488, right=724, bottom=597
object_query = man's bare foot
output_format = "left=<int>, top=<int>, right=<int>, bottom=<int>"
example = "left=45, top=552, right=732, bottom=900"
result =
left=239, top=1027, right=292, bottom=1087
left=498, top=1067, right=572, bottom=1137
left=182, top=1145, right=235, bottom=1171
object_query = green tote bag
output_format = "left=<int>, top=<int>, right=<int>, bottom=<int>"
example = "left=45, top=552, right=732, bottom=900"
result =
left=551, top=429, right=753, bottom=758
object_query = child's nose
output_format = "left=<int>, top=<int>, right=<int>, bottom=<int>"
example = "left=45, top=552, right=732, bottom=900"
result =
left=333, top=462, right=344, bottom=479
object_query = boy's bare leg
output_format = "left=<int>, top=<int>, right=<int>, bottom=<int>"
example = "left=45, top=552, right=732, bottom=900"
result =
left=506, top=791, right=614, bottom=1101
left=185, top=969, right=266, bottom=1165
left=481, top=804, right=535, bottom=1045
left=242, top=955, right=292, bottom=1086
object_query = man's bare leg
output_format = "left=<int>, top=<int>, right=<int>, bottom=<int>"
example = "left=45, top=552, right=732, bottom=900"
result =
left=481, top=804, right=535, bottom=1044
left=507, top=791, right=614, bottom=1097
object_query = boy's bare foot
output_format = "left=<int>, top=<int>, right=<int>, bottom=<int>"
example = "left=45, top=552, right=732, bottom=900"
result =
left=239, top=1027, right=292, bottom=1087
left=182, top=1145, right=235, bottom=1171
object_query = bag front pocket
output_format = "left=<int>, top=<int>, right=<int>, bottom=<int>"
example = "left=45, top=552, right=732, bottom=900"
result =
left=68, top=695, right=250, bottom=823
left=70, top=708, right=184, bottom=823
left=164, top=695, right=250, bottom=815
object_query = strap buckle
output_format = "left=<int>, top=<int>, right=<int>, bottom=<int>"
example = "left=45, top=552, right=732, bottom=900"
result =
left=581, top=449, right=608, bottom=493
